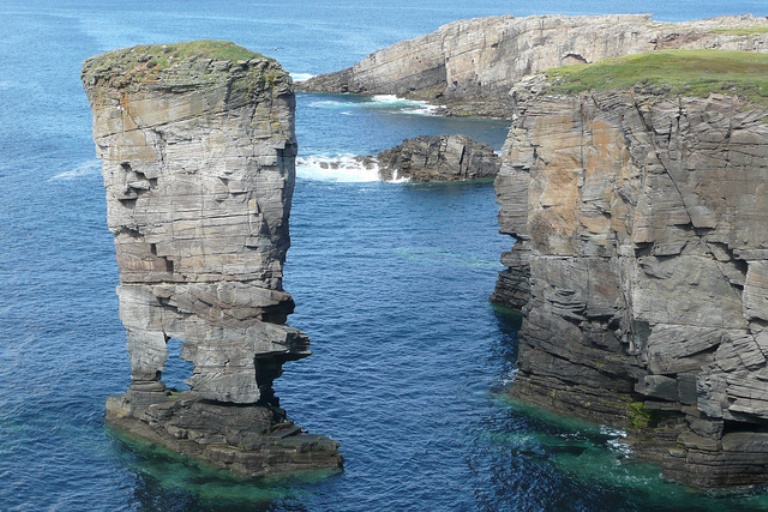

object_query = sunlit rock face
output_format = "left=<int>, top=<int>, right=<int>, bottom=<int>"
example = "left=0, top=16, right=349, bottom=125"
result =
left=494, top=81, right=768, bottom=487
left=82, top=41, right=341, bottom=476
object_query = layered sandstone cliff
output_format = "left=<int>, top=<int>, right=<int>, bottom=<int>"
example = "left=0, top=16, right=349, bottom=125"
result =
left=299, top=14, right=768, bottom=117
left=494, top=68, right=768, bottom=486
left=82, top=41, right=341, bottom=475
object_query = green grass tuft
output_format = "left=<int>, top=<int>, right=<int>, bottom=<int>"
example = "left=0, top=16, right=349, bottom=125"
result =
left=711, top=27, right=768, bottom=36
left=135, top=40, right=265, bottom=71
left=546, top=50, right=768, bottom=106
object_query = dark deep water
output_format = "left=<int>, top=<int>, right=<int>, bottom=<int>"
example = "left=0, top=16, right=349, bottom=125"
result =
left=2, top=1, right=768, bottom=510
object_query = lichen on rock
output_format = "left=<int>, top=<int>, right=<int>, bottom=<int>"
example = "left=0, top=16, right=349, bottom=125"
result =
left=82, top=40, right=342, bottom=476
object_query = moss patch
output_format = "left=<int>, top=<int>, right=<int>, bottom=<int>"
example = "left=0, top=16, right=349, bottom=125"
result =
left=626, top=401, right=664, bottom=430
left=546, top=50, right=768, bottom=106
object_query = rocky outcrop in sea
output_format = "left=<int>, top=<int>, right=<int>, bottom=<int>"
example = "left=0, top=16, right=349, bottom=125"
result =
left=377, top=134, right=500, bottom=182
left=81, top=41, right=342, bottom=476
left=493, top=72, right=768, bottom=486
left=298, top=14, right=768, bottom=118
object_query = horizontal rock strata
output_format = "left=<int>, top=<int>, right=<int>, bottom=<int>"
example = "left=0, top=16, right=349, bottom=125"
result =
left=494, top=79, right=768, bottom=486
left=82, top=41, right=342, bottom=476
left=377, top=134, right=500, bottom=182
left=299, top=14, right=768, bottom=117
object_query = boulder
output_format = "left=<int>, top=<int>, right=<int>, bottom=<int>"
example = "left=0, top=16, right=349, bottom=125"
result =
left=377, top=134, right=500, bottom=182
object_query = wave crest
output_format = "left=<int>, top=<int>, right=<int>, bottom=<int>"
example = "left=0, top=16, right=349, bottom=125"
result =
left=306, top=94, right=438, bottom=116
left=49, top=160, right=100, bottom=181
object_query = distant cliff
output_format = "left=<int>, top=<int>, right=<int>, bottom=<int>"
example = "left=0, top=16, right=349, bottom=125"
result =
left=493, top=50, right=768, bottom=487
left=82, top=41, right=341, bottom=476
left=299, top=14, right=768, bottom=118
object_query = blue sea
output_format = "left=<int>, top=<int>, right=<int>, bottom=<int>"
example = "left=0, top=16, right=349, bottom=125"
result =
left=2, top=1, right=768, bottom=510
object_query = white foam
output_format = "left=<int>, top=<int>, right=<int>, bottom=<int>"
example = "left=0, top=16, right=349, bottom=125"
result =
left=296, top=154, right=380, bottom=183
left=49, top=160, right=100, bottom=181
left=307, top=99, right=355, bottom=112
left=307, top=94, right=438, bottom=116
left=389, top=169, right=410, bottom=184
left=290, top=72, right=315, bottom=82
left=368, top=94, right=438, bottom=115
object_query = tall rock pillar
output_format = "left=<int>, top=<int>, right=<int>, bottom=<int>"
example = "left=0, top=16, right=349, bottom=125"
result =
left=82, top=41, right=341, bottom=475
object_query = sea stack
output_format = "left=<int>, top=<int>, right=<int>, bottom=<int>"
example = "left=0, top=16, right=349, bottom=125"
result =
left=493, top=54, right=768, bottom=487
left=81, top=41, right=342, bottom=475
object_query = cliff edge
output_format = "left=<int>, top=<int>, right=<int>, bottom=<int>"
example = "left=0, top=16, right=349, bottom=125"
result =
left=82, top=41, right=342, bottom=476
left=494, top=50, right=768, bottom=487
left=299, top=14, right=768, bottom=118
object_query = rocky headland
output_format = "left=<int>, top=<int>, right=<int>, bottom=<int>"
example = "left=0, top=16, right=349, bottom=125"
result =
left=82, top=41, right=342, bottom=476
left=298, top=14, right=768, bottom=118
left=377, top=134, right=500, bottom=182
left=493, top=50, right=768, bottom=487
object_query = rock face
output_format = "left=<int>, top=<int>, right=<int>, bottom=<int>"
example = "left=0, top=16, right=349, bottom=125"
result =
left=494, top=80, right=768, bottom=486
left=82, top=41, right=342, bottom=475
left=377, top=134, right=500, bottom=182
left=298, top=14, right=768, bottom=118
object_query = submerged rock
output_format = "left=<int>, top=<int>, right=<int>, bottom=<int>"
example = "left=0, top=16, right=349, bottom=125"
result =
left=299, top=14, right=768, bottom=118
left=82, top=40, right=342, bottom=476
left=493, top=66, right=768, bottom=486
left=377, top=134, right=500, bottom=182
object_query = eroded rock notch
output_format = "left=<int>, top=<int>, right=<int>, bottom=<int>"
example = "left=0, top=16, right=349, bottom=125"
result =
left=82, top=41, right=341, bottom=475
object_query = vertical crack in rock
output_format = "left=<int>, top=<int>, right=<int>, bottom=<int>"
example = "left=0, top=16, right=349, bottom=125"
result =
left=82, top=41, right=342, bottom=476
left=493, top=77, right=768, bottom=487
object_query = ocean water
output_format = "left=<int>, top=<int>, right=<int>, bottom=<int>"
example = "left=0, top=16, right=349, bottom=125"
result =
left=2, top=1, right=768, bottom=511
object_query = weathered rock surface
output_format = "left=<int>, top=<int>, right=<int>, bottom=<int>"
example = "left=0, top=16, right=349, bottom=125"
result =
left=82, top=41, right=342, bottom=476
left=298, top=14, right=768, bottom=118
left=377, top=134, right=500, bottom=182
left=493, top=77, right=768, bottom=486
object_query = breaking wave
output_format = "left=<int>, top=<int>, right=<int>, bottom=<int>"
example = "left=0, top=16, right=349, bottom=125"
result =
left=306, top=94, right=438, bottom=116
left=290, top=72, right=315, bottom=82
left=296, top=154, right=381, bottom=183
left=296, top=154, right=411, bottom=183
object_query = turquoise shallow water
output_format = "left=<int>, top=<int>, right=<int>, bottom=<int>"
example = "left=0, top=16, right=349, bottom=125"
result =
left=2, top=1, right=768, bottom=510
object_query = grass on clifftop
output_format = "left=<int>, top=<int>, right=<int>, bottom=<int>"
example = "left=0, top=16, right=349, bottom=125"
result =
left=135, top=40, right=265, bottom=69
left=546, top=50, right=768, bottom=106
left=82, top=40, right=274, bottom=88
left=711, top=27, right=768, bottom=36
